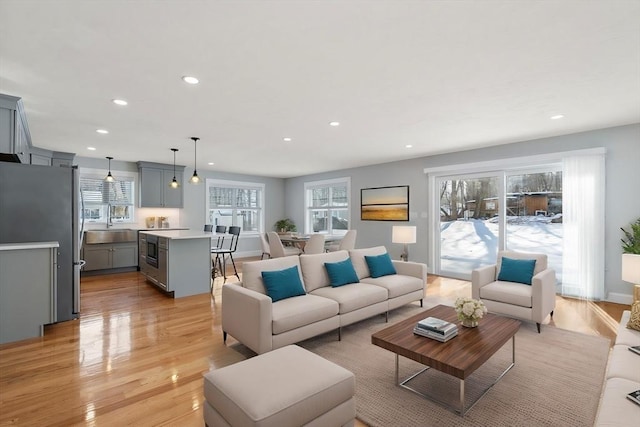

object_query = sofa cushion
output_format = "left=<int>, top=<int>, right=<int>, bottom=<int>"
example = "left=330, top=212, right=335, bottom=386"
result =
left=311, top=283, right=388, bottom=314
left=365, top=253, right=397, bottom=278
left=479, top=280, right=532, bottom=308
left=349, top=246, right=388, bottom=280
left=242, top=256, right=303, bottom=295
left=497, top=257, right=536, bottom=285
left=596, top=377, right=640, bottom=427
left=496, top=251, right=547, bottom=279
left=617, top=310, right=640, bottom=346
left=299, top=251, right=350, bottom=292
left=261, top=265, right=306, bottom=302
left=361, top=274, right=423, bottom=299
left=607, top=345, right=640, bottom=382
left=627, top=302, right=640, bottom=332
left=325, top=258, right=359, bottom=287
left=272, top=294, right=339, bottom=335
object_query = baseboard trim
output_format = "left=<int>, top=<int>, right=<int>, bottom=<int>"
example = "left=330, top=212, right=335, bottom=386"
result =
left=606, top=292, right=633, bottom=305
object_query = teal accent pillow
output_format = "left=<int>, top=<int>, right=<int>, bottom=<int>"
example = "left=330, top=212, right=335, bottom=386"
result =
left=261, top=265, right=306, bottom=302
left=497, top=257, right=536, bottom=285
left=365, top=253, right=397, bottom=278
left=324, top=259, right=359, bottom=287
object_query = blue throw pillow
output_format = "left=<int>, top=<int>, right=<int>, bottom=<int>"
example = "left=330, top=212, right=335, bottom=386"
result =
left=497, top=257, right=536, bottom=285
left=261, top=265, right=306, bottom=302
left=365, top=253, right=397, bottom=278
left=324, top=259, right=359, bottom=287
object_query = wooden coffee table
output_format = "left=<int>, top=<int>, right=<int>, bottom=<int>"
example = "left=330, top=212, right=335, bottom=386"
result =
left=372, top=304, right=521, bottom=415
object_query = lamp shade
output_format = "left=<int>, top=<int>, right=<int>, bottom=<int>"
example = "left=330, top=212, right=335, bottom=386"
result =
left=622, top=253, right=640, bottom=284
left=392, top=226, right=416, bottom=244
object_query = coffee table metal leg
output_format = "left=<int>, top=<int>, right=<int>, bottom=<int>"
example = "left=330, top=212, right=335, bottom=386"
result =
left=396, top=335, right=516, bottom=416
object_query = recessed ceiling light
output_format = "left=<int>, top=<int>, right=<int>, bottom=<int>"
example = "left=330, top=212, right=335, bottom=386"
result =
left=405, top=144, right=413, bottom=149
left=550, top=114, right=564, bottom=120
left=283, top=137, right=292, bottom=142
left=329, top=121, right=340, bottom=127
left=112, top=99, right=128, bottom=106
left=182, top=76, right=199, bottom=85
left=208, top=162, right=215, bottom=166
left=87, top=147, right=97, bottom=151
left=96, top=129, right=109, bottom=134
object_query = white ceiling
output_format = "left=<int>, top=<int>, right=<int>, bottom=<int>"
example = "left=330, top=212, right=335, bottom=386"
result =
left=1, top=1, right=639, bottom=178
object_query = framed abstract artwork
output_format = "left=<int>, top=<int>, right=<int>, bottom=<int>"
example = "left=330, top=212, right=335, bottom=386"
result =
left=361, top=185, right=409, bottom=221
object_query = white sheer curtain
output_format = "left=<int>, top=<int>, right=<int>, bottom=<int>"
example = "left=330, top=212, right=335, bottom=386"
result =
left=561, top=154, right=605, bottom=300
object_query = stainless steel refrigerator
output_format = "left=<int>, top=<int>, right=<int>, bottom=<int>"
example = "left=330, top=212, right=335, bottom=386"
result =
left=0, top=161, right=82, bottom=321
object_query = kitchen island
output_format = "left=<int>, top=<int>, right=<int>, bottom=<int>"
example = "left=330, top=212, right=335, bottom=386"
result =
left=138, top=230, right=212, bottom=298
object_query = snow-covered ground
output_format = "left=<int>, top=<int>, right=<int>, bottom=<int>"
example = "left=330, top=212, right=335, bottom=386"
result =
left=440, top=217, right=563, bottom=280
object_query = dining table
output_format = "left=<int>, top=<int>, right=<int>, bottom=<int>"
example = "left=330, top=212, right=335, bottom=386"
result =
left=279, top=234, right=343, bottom=251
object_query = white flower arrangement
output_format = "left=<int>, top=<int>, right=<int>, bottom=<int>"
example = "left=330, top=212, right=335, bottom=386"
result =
left=454, top=297, right=487, bottom=323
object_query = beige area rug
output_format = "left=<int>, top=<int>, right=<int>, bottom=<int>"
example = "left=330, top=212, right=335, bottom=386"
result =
left=291, top=304, right=610, bottom=427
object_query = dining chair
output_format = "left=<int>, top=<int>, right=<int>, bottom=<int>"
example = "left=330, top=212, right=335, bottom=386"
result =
left=303, top=234, right=325, bottom=254
left=212, top=226, right=241, bottom=285
left=267, top=232, right=301, bottom=258
left=260, top=233, right=271, bottom=260
left=327, top=229, right=357, bottom=252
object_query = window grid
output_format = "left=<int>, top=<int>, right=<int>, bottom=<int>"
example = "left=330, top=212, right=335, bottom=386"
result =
left=206, top=180, right=264, bottom=234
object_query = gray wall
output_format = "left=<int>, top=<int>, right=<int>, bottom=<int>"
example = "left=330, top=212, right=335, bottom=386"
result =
left=284, top=123, right=640, bottom=301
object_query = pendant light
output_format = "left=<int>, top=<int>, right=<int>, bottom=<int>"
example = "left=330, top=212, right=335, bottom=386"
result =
left=169, top=148, right=180, bottom=188
left=104, top=156, right=115, bottom=182
left=189, top=137, right=201, bottom=184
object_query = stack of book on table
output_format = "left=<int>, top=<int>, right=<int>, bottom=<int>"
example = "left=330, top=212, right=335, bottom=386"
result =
left=414, top=316, right=458, bottom=342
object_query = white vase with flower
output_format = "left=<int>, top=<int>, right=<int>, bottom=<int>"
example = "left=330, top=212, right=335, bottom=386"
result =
left=454, top=297, right=487, bottom=328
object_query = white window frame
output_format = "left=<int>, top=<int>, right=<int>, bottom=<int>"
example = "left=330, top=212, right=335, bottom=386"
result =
left=304, top=177, right=351, bottom=235
left=205, top=178, right=265, bottom=235
left=79, top=167, right=137, bottom=224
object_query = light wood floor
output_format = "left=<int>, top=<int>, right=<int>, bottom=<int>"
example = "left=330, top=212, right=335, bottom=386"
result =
left=0, top=261, right=630, bottom=426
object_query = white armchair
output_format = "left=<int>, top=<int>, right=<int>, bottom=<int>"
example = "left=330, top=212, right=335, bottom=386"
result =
left=472, top=250, right=556, bottom=333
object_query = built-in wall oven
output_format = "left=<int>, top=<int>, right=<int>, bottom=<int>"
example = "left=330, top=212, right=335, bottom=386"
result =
left=146, top=234, right=159, bottom=268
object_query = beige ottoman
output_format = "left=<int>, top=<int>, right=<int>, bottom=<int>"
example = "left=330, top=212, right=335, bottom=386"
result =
left=203, top=345, right=356, bottom=427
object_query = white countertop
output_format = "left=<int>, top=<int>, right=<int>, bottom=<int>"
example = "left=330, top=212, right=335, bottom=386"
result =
left=138, top=230, right=214, bottom=240
left=0, top=241, right=60, bottom=251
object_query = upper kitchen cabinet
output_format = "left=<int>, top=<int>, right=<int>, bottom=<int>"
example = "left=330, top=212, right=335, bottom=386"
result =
left=0, top=93, right=32, bottom=164
left=137, top=161, right=185, bottom=208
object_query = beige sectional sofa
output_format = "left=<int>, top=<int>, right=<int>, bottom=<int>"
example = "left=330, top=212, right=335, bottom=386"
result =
left=595, top=309, right=640, bottom=426
left=221, top=246, right=427, bottom=354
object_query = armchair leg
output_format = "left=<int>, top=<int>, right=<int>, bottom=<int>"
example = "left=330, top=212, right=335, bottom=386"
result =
left=536, top=323, right=541, bottom=333
left=550, top=310, right=554, bottom=318
left=420, top=299, right=423, bottom=308
left=385, top=311, right=389, bottom=323
left=223, top=331, right=227, bottom=343
left=338, top=327, right=342, bottom=341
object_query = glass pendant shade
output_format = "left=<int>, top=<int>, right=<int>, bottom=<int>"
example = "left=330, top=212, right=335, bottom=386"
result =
left=189, top=137, right=201, bottom=185
left=169, top=148, right=180, bottom=188
left=104, top=157, right=115, bottom=182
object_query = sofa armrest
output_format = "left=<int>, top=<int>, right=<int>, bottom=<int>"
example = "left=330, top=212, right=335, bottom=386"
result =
left=531, top=268, right=557, bottom=324
left=221, top=283, right=273, bottom=354
left=392, top=260, right=427, bottom=282
left=471, top=265, right=497, bottom=299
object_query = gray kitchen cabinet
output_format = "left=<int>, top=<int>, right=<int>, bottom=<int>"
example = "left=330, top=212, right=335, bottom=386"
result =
left=0, top=93, right=32, bottom=163
left=82, top=242, right=138, bottom=271
left=0, top=242, right=57, bottom=344
left=137, top=161, right=185, bottom=208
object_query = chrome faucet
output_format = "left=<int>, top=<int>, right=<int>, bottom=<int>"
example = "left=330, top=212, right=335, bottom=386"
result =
left=106, top=203, right=113, bottom=228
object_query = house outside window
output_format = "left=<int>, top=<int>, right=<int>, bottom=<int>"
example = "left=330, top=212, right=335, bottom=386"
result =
left=206, top=179, right=264, bottom=234
left=304, top=177, right=350, bottom=235
left=80, top=173, right=135, bottom=223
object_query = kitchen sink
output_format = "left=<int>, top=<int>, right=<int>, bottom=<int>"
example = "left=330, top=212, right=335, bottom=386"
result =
left=84, top=229, right=138, bottom=244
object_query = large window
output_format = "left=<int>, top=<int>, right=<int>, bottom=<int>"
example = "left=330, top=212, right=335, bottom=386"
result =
left=206, top=179, right=264, bottom=234
left=80, top=173, right=135, bottom=223
left=304, top=177, right=350, bottom=234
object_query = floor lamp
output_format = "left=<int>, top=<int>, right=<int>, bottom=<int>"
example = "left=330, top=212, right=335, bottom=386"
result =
left=392, top=226, right=416, bottom=262
left=622, top=253, right=640, bottom=303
